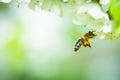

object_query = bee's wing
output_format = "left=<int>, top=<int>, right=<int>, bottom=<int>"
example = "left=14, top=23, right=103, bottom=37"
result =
left=74, top=38, right=83, bottom=52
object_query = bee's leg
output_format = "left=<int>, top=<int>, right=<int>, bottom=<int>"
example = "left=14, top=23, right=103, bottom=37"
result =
left=86, top=42, right=91, bottom=48
left=83, top=41, right=91, bottom=48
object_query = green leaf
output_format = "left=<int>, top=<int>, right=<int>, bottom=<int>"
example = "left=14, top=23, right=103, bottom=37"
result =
left=109, top=0, right=120, bottom=38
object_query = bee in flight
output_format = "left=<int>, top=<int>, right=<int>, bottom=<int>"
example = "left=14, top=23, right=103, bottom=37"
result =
left=74, top=31, right=96, bottom=52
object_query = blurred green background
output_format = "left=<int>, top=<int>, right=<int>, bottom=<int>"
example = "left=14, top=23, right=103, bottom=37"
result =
left=0, top=1, right=120, bottom=80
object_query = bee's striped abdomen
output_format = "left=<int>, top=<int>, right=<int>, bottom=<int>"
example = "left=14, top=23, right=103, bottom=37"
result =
left=74, top=38, right=83, bottom=52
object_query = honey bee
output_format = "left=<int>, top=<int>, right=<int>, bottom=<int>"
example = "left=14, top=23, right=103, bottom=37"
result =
left=74, top=31, right=96, bottom=52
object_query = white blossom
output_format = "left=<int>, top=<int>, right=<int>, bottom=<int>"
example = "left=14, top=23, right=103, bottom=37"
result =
left=100, top=0, right=109, bottom=5
left=0, top=0, right=12, bottom=3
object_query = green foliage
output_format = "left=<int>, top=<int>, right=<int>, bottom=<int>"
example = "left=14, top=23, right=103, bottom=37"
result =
left=109, top=0, right=120, bottom=38
left=0, top=2, right=10, bottom=11
left=5, top=21, right=26, bottom=72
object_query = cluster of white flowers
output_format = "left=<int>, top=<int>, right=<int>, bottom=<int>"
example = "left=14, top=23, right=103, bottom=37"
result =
left=1, top=0, right=115, bottom=40
left=72, top=0, right=115, bottom=40
left=19, top=0, right=116, bottom=39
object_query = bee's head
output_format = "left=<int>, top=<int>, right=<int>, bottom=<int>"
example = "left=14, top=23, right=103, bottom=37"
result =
left=84, top=31, right=96, bottom=39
